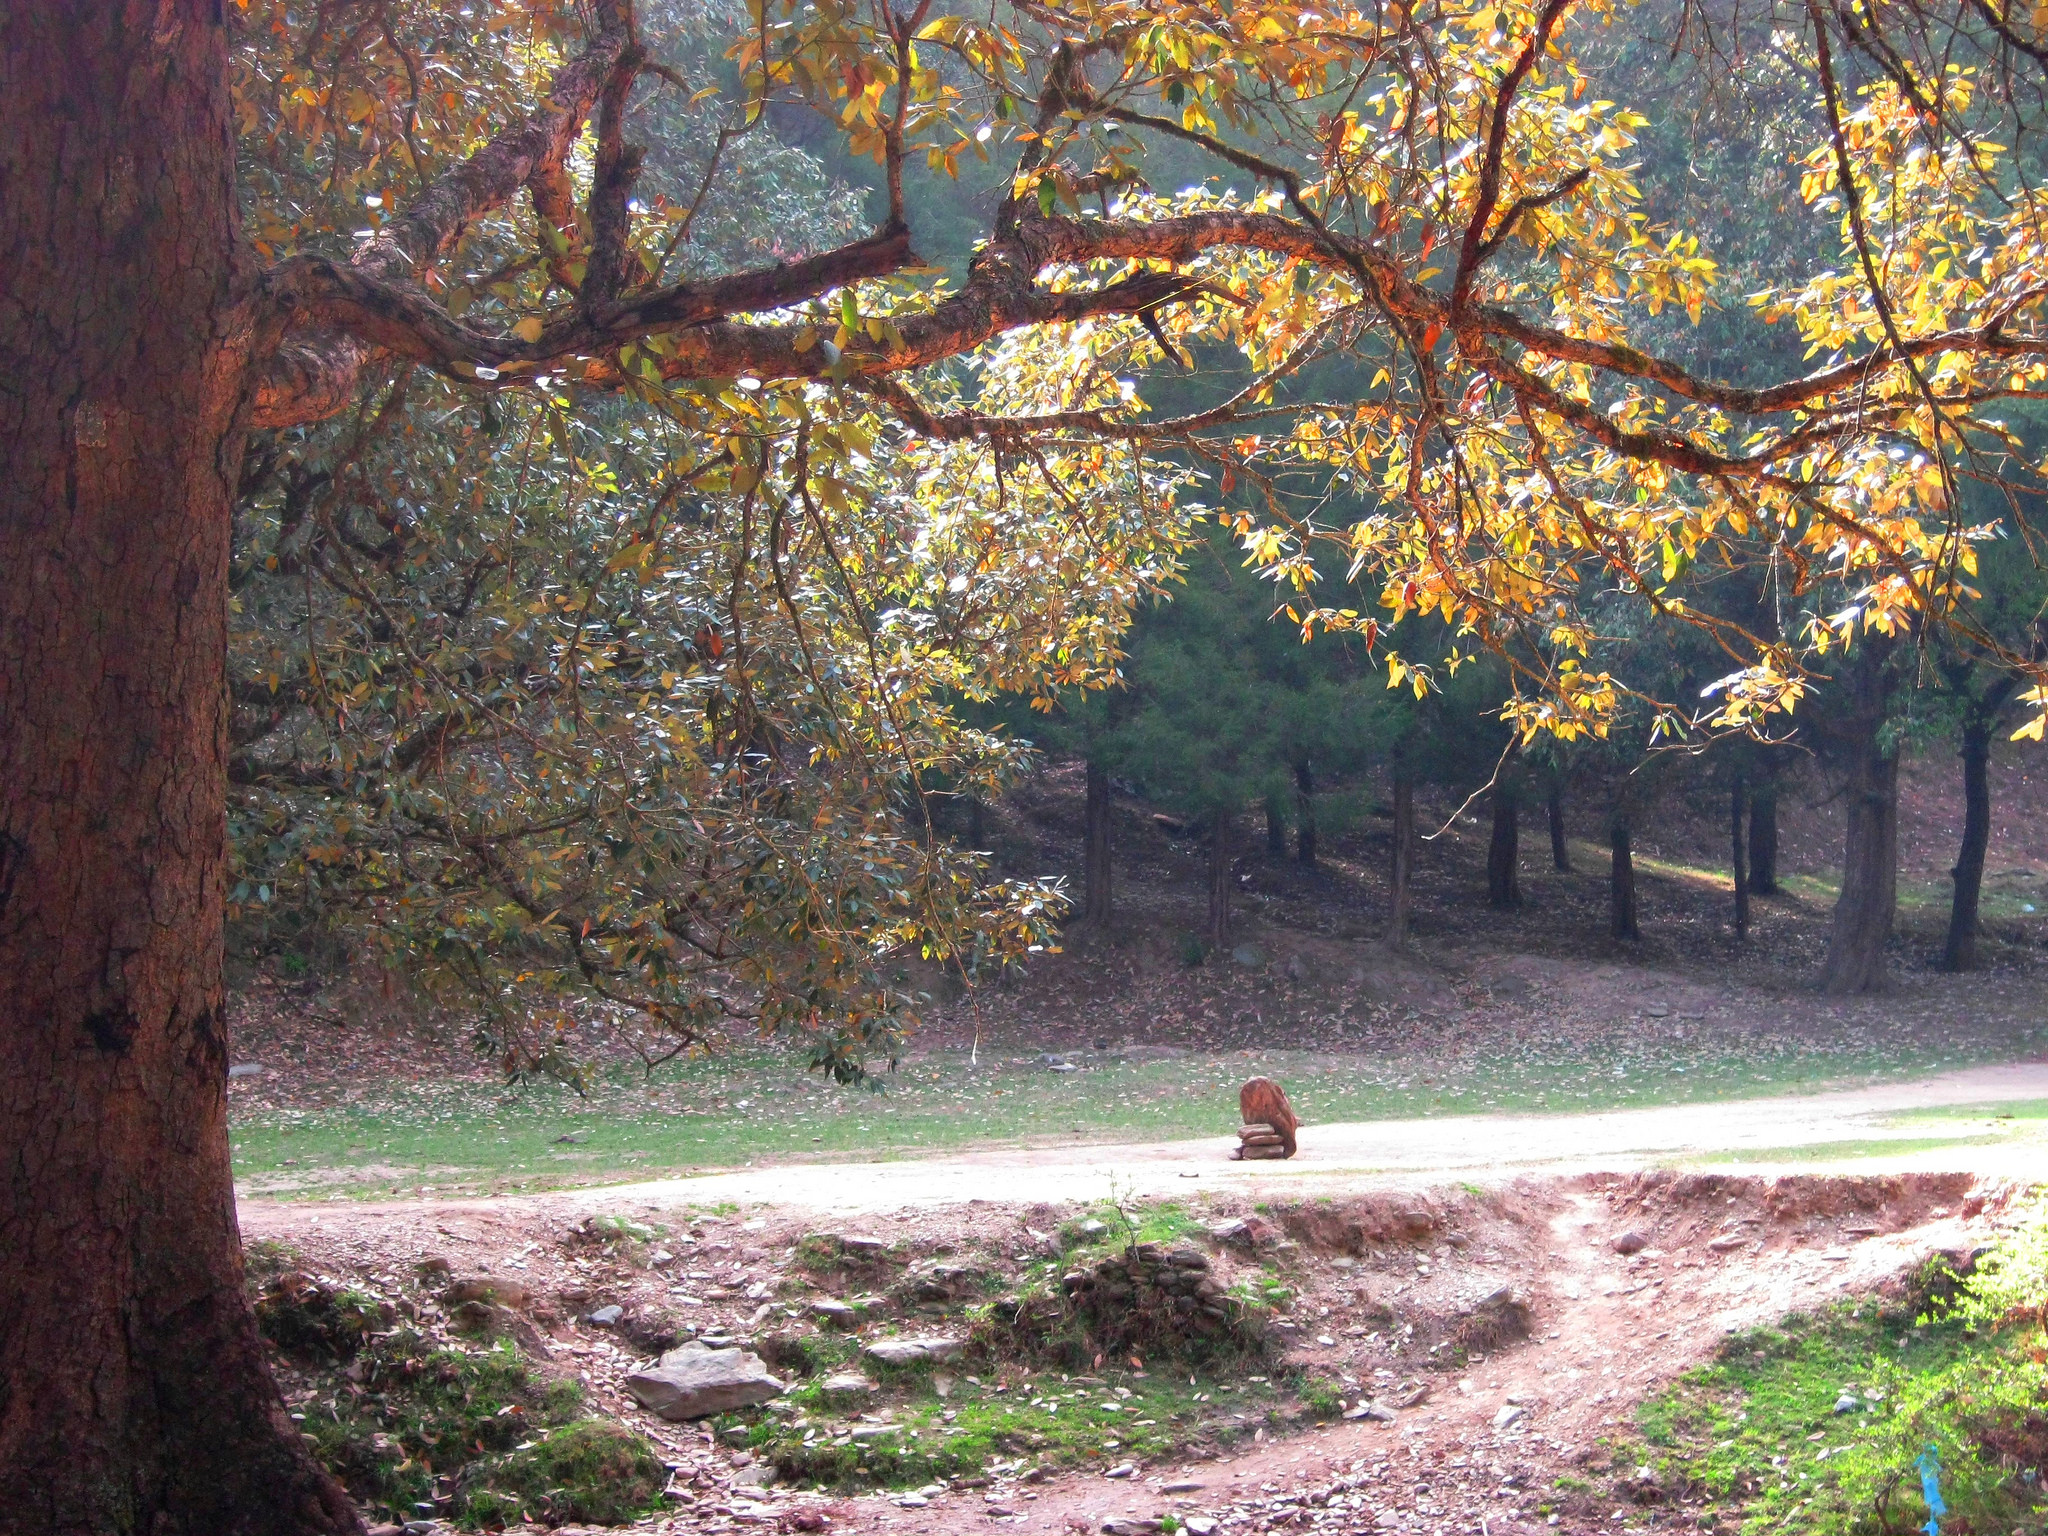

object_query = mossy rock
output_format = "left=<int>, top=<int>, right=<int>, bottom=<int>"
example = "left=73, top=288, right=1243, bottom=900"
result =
left=458, top=1420, right=667, bottom=1528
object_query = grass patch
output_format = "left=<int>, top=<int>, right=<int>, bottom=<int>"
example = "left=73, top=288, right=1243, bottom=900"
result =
left=1697, top=1134, right=2010, bottom=1165
left=284, top=1327, right=663, bottom=1528
left=749, top=1366, right=1291, bottom=1490
left=1617, top=1210, right=2048, bottom=1536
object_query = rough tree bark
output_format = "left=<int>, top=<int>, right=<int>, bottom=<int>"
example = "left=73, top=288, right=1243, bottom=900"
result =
left=1547, top=785, right=1571, bottom=872
left=1610, top=817, right=1640, bottom=940
left=1943, top=718, right=1995, bottom=971
left=1083, top=756, right=1112, bottom=925
left=1486, top=786, right=1521, bottom=907
left=1821, top=650, right=1900, bottom=994
left=1207, top=812, right=1235, bottom=950
left=1387, top=774, right=1415, bottom=944
left=1748, top=786, right=1779, bottom=895
left=1730, top=780, right=1750, bottom=940
left=1294, top=760, right=1317, bottom=866
left=0, top=5, right=359, bottom=1534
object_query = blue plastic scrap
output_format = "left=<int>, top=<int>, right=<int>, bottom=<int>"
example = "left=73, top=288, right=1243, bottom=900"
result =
left=1917, top=1445, right=1948, bottom=1536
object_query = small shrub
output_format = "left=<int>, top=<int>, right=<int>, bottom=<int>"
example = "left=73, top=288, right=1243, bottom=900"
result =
left=254, top=1271, right=389, bottom=1361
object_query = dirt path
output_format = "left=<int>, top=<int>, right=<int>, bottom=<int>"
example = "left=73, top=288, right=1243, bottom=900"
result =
left=242, top=1061, right=2045, bottom=1229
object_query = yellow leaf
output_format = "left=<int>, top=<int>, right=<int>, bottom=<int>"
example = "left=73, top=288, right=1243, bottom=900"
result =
left=511, top=316, right=545, bottom=343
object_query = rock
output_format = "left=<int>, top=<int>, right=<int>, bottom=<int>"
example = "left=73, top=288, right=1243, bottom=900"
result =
left=1209, top=1215, right=1281, bottom=1251
left=1611, top=1231, right=1651, bottom=1256
left=228, top=1063, right=265, bottom=1079
left=1184, top=1520, right=1219, bottom=1536
left=849, top=1424, right=900, bottom=1442
left=553, top=1130, right=591, bottom=1144
left=587, top=1304, right=624, bottom=1326
left=1079, top=1218, right=1109, bottom=1237
left=894, top=1494, right=929, bottom=1508
left=1493, top=1404, right=1527, bottom=1429
left=1382, top=1381, right=1430, bottom=1409
left=820, top=1373, right=876, bottom=1406
left=414, top=1256, right=452, bottom=1280
left=1707, top=1235, right=1748, bottom=1253
left=622, top=1341, right=784, bottom=1420
left=1161, top=1480, right=1205, bottom=1493
left=1230, top=944, right=1267, bottom=968
left=1237, top=1078, right=1298, bottom=1156
left=1344, top=1401, right=1399, bottom=1422
left=1101, top=1520, right=1162, bottom=1535
left=810, top=1298, right=858, bottom=1324
left=865, top=1335, right=966, bottom=1366
left=441, top=1276, right=529, bottom=1310
left=1104, top=1462, right=1138, bottom=1479
left=1833, top=1394, right=1860, bottom=1414
left=839, top=1235, right=890, bottom=1257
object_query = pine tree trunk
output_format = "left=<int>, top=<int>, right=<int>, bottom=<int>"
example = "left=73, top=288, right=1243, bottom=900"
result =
left=1943, top=722, right=1994, bottom=972
left=1730, top=779, right=1750, bottom=939
left=1748, top=787, right=1779, bottom=895
left=1386, top=774, right=1415, bottom=945
left=1264, top=793, right=1288, bottom=857
left=1548, top=786, right=1571, bottom=872
left=1294, top=761, right=1317, bottom=866
left=1486, top=787, right=1521, bottom=907
left=1610, top=818, right=1640, bottom=940
left=1821, top=675, right=1900, bottom=993
left=0, top=6, right=359, bottom=1534
left=1207, top=812, right=1234, bottom=950
left=1083, top=756, right=1112, bottom=925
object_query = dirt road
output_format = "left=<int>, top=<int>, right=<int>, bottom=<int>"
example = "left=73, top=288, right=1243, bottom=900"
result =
left=420, top=1060, right=2045, bottom=1223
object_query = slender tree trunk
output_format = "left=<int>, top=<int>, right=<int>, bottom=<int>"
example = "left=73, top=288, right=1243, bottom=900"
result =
left=1748, top=786, right=1779, bottom=895
left=1294, top=761, right=1317, bottom=866
left=1207, top=812, right=1234, bottom=951
left=1821, top=668, right=1900, bottom=993
left=1730, top=779, right=1750, bottom=940
left=966, top=793, right=986, bottom=850
left=1264, top=793, right=1288, bottom=857
left=1386, top=774, right=1415, bottom=944
left=1548, top=785, right=1571, bottom=872
left=0, top=6, right=358, bottom=1534
left=1486, top=787, right=1521, bottom=907
left=1943, top=722, right=1994, bottom=972
left=1610, top=818, right=1640, bottom=940
left=1083, top=755, right=1112, bottom=925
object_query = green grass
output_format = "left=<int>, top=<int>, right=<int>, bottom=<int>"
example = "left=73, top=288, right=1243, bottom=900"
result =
left=743, top=1363, right=1293, bottom=1490
left=232, top=1012, right=2048, bottom=1202
left=1697, top=1134, right=2012, bottom=1165
left=1881, top=1097, right=2048, bottom=1126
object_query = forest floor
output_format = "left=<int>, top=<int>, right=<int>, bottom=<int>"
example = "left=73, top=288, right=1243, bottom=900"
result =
left=227, top=744, right=2048, bottom=1535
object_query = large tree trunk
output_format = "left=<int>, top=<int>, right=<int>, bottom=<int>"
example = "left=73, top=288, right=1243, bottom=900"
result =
left=0, top=7, right=358, bottom=1534
left=1821, top=667, right=1900, bottom=993
left=1547, top=785, right=1571, bottom=872
left=1610, top=817, right=1640, bottom=940
left=1730, top=779, right=1750, bottom=940
left=1207, top=812, right=1234, bottom=951
left=1294, top=760, right=1317, bottom=866
left=1943, top=721, right=1994, bottom=972
left=1486, top=786, right=1521, bottom=907
left=1748, top=786, right=1779, bottom=895
left=1083, top=755, right=1112, bottom=925
left=1264, top=793, right=1288, bottom=857
left=1386, top=774, right=1415, bottom=945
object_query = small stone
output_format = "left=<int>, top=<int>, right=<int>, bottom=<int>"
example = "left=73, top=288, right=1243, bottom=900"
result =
left=894, top=1494, right=929, bottom=1508
left=1611, top=1231, right=1650, bottom=1256
left=587, top=1304, right=623, bottom=1326
left=1494, top=1404, right=1527, bottom=1429
left=1184, top=1520, right=1219, bottom=1536
left=840, top=1235, right=890, bottom=1256
left=1162, top=1480, right=1205, bottom=1493
left=228, top=1063, right=265, bottom=1079
left=1105, top=1461, right=1138, bottom=1479
left=810, top=1298, right=857, bottom=1323
left=1100, top=1520, right=1163, bottom=1536
left=1833, top=1394, right=1860, bottom=1414
left=849, top=1424, right=900, bottom=1442
left=1707, top=1235, right=1748, bottom=1253
left=1345, top=1402, right=1398, bottom=1422
left=820, top=1372, right=876, bottom=1405
left=1079, top=1218, right=1109, bottom=1237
